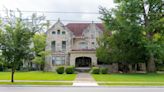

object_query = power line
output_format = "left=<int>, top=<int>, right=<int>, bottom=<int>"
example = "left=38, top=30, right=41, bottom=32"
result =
left=0, top=10, right=100, bottom=14
left=0, top=17, right=102, bottom=23
left=0, top=10, right=162, bottom=15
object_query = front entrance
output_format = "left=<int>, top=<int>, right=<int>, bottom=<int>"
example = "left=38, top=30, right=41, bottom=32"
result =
left=75, top=57, right=91, bottom=67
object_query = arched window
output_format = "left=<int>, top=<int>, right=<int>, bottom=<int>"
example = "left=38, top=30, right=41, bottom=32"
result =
left=57, top=30, right=60, bottom=34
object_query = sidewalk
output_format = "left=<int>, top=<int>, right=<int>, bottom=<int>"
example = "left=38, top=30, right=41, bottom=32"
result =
left=0, top=80, right=72, bottom=82
left=73, top=73, right=98, bottom=86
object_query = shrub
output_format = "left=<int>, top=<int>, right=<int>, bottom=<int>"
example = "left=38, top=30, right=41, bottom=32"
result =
left=100, top=67, right=108, bottom=74
left=65, top=66, right=75, bottom=74
left=56, top=66, right=64, bottom=74
left=91, top=67, right=100, bottom=74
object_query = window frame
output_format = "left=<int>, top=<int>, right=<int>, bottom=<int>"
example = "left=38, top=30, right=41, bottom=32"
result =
left=62, top=41, right=66, bottom=51
left=62, top=31, right=66, bottom=35
left=57, top=30, right=60, bottom=34
left=52, top=31, right=56, bottom=35
left=51, top=41, right=56, bottom=51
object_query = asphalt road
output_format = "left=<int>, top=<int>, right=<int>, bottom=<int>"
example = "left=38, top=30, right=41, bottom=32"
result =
left=0, top=86, right=164, bottom=92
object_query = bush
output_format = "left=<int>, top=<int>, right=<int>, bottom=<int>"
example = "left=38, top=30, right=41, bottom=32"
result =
left=91, top=67, right=100, bottom=74
left=65, top=66, right=75, bottom=74
left=56, top=66, right=64, bottom=74
left=100, top=67, right=108, bottom=74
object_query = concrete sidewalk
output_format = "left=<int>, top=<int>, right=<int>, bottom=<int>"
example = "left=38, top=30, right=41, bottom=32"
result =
left=0, top=80, right=72, bottom=82
left=73, top=73, right=98, bottom=86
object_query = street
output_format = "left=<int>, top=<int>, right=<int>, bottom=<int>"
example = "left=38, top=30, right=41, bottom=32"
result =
left=0, top=86, right=164, bottom=92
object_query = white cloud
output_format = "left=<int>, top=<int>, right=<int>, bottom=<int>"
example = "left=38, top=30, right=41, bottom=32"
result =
left=0, top=0, right=115, bottom=24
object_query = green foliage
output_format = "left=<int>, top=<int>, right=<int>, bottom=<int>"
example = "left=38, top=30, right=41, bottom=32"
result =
left=100, top=67, right=108, bottom=74
left=32, top=33, right=48, bottom=71
left=65, top=66, right=75, bottom=74
left=99, top=0, right=164, bottom=72
left=32, top=51, right=50, bottom=71
left=91, top=67, right=100, bottom=74
left=0, top=10, right=46, bottom=82
left=56, top=66, right=64, bottom=74
left=32, top=34, right=46, bottom=55
left=96, top=33, right=111, bottom=63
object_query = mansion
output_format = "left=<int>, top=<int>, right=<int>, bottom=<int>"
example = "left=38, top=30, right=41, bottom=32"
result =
left=45, top=20, right=104, bottom=71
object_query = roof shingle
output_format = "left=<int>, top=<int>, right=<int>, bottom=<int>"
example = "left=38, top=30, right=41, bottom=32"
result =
left=66, top=23, right=104, bottom=36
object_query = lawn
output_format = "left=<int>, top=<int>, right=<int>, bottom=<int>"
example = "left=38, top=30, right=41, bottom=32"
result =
left=93, top=73, right=164, bottom=86
left=93, top=73, right=164, bottom=82
left=0, top=71, right=76, bottom=81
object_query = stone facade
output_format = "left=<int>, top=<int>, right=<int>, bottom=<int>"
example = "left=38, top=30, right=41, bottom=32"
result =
left=45, top=20, right=104, bottom=71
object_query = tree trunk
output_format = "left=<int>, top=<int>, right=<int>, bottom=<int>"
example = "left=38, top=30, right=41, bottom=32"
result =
left=11, top=67, right=15, bottom=83
left=147, top=53, right=156, bottom=72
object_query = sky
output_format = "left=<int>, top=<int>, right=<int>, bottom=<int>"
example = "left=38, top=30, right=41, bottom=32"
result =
left=0, top=0, right=115, bottom=24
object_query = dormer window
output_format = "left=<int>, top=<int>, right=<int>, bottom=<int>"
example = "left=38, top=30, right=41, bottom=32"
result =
left=52, top=31, right=56, bottom=35
left=57, top=30, right=60, bottom=34
left=62, top=31, right=65, bottom=35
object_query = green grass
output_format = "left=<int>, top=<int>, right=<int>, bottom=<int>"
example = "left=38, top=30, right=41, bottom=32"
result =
left=93, top=73, right=164, bottom=82
left=0, top=82, right=72, bottom=85
left=99, top=83, right=164, bottom=86
left=0, top=71, right=76, bottom=81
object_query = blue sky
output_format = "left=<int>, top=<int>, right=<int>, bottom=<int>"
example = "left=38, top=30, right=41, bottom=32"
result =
left=0, top=0, right=115, bottom=24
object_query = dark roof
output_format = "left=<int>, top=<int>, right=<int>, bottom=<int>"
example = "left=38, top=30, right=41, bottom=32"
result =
left=66, top=23, right=104, bottom=36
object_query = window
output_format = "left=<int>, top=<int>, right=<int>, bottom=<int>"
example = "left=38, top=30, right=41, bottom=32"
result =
left=91, top=42, right=95, bottom=49
left=52, top=56, right=55, bottom=65
left=79, top=42, right=88, bottom=49
left=62, top=41, right=66, bottom=51
left=62, top=31, right=65, bottom=35
left=55, top=56, right=65, bottom=65
left=57, top=30, right=60, bottom=34
left=52, top=31, right=56, bottom=35
left=51, top=41, right=56, bottom=51
left=91, top=34, right=94, bottom=39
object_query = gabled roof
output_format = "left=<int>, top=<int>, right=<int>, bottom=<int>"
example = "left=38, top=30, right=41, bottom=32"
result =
left=66, top=23, right=104, bottom=36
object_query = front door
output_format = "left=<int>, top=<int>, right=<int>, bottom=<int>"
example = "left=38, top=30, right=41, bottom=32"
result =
left=75, top=57, right=91, bottom=67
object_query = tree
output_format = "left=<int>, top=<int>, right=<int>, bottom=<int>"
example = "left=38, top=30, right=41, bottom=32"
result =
left=32, top=51, right=50, bottom=71
left=32, top=33, right=48, bottom=71
left=32, top=34, right=46, bottom=56
left=96, top=32, right=111, bottom=64
left=99, top=0, right=163, bottom=72
left=140, top=0, right=164, bottom=72
left=0, top=10, right=46, bottom=82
